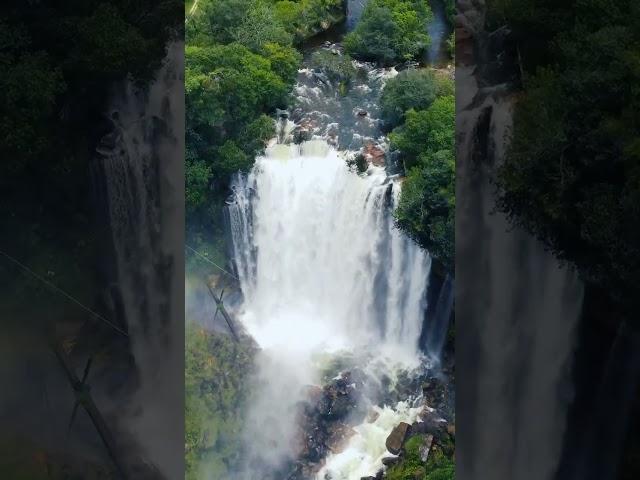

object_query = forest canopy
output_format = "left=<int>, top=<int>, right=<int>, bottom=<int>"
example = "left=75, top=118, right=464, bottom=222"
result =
left=344, top=0, right=433, bottom=65
left=491, top=0, right=640, bottom=310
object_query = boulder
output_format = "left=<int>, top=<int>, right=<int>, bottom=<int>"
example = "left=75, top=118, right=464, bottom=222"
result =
left=386, top=422, right=412, bottom=455
left=419, top=434, right=434, bottom=462
left=362, top=142, right=386, bottom=167
left=381, top=456, right=399, bottom=467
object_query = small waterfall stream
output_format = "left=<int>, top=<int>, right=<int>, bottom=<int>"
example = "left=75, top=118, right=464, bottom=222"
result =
left=92, top=42, right=184, bottom=479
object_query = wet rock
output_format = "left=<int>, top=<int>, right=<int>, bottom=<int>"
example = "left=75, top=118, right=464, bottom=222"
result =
left=386, top=422, right=412, bottom=455
left=327, top=423, right=356, bottom=454
left=381, top=456, right=399, bottom=467
left=422, top=377, right=448, bottom=410
left=357, top=110, right=368, bottom=117
left=419, top=434, right=434, bottom=462
left=412, top=409, right=447, bottom=438
left=292, top=371, right=367, bottom=475
left=366, top=409, right=380, bottom=423
left=396, top=60, right=420, bottom=72
left=362, top=142, right=385, bottom=167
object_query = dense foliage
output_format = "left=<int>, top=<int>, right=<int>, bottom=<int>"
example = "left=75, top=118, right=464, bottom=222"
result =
left=185, top=323, right=256, bottom=479
left=0, top=0, right=182, bottom=310
left=1, top=1, right=180, bottom=183
left=387, top=70, right=455, bottom=269
left=381, top=69, right=452, bottom=129
left=344, top=0, right=433, bottom=65
left=185, top=0, right=344, bottom=246
left=491, top=0, right=640, bottom=311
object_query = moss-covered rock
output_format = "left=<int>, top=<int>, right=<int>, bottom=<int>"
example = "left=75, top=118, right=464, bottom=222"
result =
left=384, top=433, right=454, bottom=480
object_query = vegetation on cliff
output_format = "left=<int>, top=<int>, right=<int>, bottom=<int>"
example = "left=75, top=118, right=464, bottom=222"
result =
left=386, top=434, right=455, bottom=480
left=490, top=0, right=640, bottom=312
left=344, top=0, right=433, bottom=65
left=185, top=323, right=256, bottom=479
left=185, top=0, right=345, bottom=265
left=383, top=69, right=455, bottom=269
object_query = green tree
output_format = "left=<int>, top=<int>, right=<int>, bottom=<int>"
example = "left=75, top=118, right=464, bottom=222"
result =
left=494, top=0, right=640, bottom=310
left=380, top=69, right=439, bottom=128
left=186, top=43, right=290, bottom=134
left=390, top=95, right=454, bottom=169
left=344, top=0, right=432, bottom=65
left=262, top=42, right=303, bottom=85
left=233, top=2, right=293, bottom=52
left=396, top=149, right=455, bottom=268
left=185, top=157, right=212, bottom=211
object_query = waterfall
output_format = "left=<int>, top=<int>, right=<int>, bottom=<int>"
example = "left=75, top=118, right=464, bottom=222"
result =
left=92, top=42, right=184, bottom=478
left=422, top=274, right=454, bottom=360
left=230, top=140, right=430, bottom=357
left=456, top=2, right=584, bottom=477
left=228, top=139, right=431, bottom=477
left=426, top=0, right=449, bottom=65
left=346, top=0, right=368, bottom=30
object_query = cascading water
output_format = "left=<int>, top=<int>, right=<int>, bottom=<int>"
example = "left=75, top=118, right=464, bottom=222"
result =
left=227, top=139, right=431, bottom=478
left=92, top=42, right=184, bottom=479
left=426, top=0, right=450, bottom=65
left=456, top=3, right=583, bottom=480
left=231, top=140, right=429, bottom=357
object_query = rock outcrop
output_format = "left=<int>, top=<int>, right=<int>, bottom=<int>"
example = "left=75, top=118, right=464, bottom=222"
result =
left=386, top=422, right=412, bottom=455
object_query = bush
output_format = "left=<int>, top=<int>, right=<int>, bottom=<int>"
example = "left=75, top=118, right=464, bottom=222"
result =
left=344, top=0, right=433, bottom=65
left=232, top=2, right=293, bottom=51
left=390, top=96, right=454, bottom=169
left=381, top=69, right=439, bottom=128
left=395, top=149, right=454, bottom=268
left=185, top=324, right=256, bottom=479
left=309, top=49, right=358, bottom=84
left=274, top=0, right=345, bottom=42
left=385, top=435, right=455, bottom=480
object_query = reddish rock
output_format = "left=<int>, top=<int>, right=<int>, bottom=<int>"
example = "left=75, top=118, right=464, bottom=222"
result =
left=363, top=142, right=386, bottom=167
